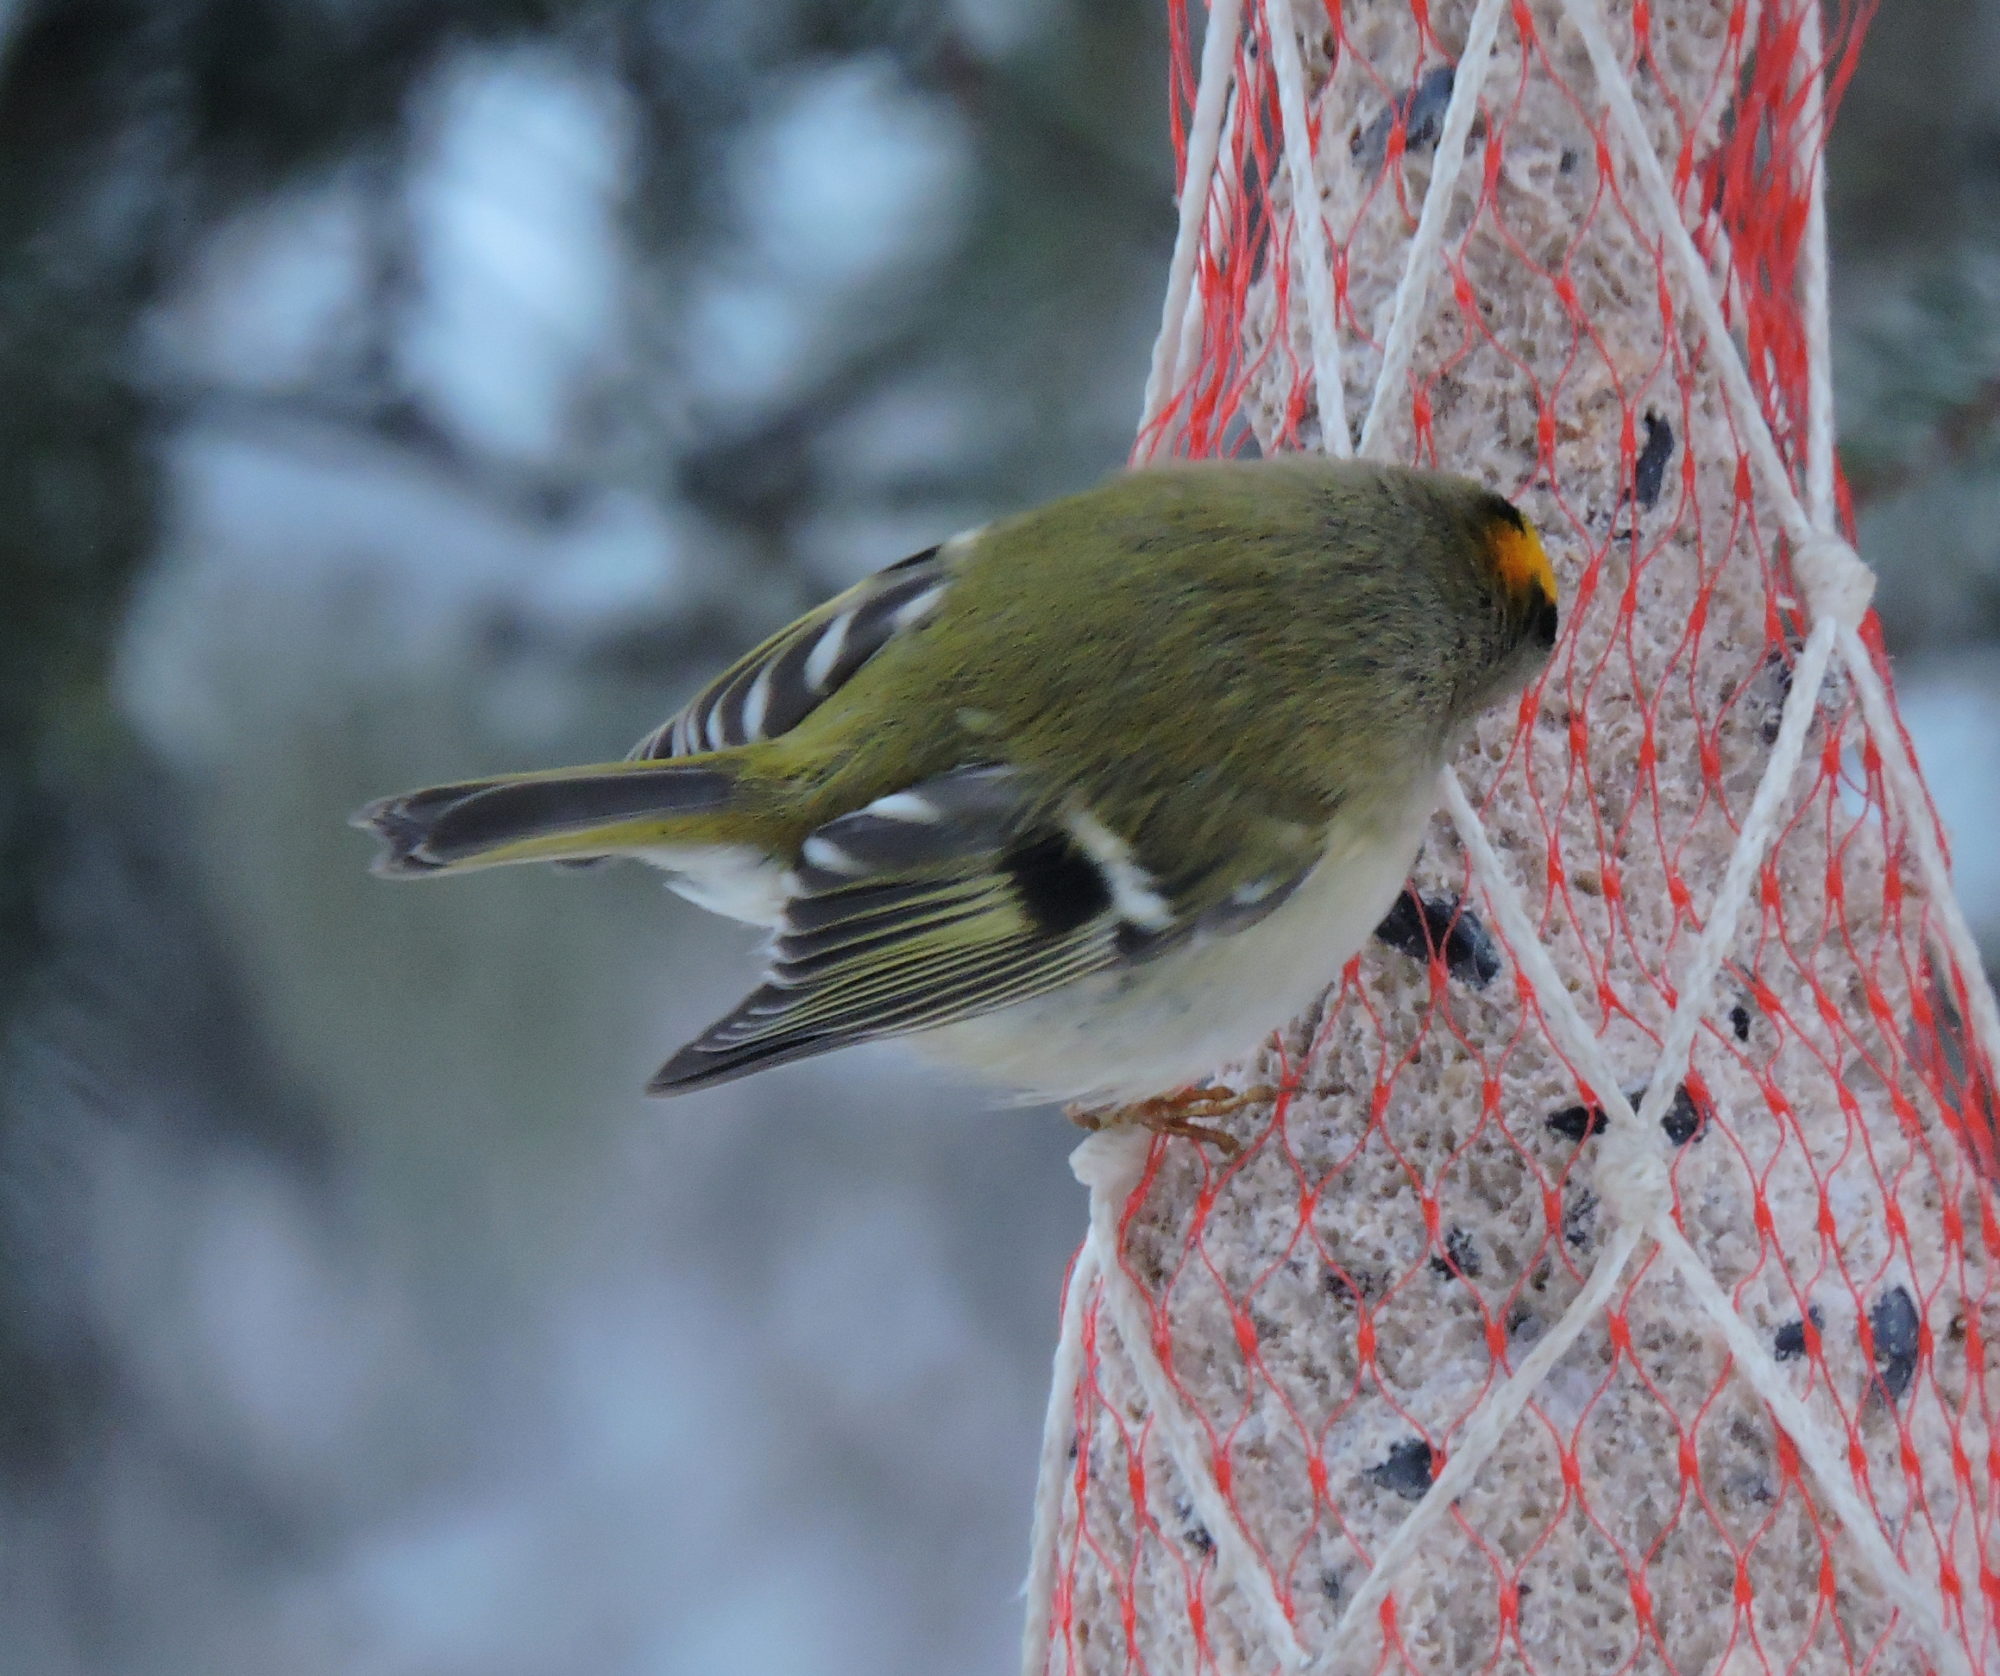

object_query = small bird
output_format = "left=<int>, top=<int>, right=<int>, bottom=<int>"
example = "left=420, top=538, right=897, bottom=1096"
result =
left=357, top=457, right=1557, bottom=1119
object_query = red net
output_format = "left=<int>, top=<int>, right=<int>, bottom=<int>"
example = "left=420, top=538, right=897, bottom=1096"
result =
left=1027, top=2, right=2000, bottom=1673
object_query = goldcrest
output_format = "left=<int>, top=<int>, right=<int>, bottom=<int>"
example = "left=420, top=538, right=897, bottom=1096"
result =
left=357, top=457, right=1558, bottom=1104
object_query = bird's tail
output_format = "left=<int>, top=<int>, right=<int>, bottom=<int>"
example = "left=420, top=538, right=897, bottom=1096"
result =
left=354, top=759, right=740, bottom=877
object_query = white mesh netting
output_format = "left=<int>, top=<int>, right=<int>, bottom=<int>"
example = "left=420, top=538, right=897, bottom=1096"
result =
left=1020, top=2, right=2000, bottom=1672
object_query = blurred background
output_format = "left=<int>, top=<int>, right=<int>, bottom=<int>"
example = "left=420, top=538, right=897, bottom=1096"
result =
left=0, top=1, right=1997, bottom=1671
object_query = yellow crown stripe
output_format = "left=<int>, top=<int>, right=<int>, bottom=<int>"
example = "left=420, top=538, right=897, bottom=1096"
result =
left=1490, top=521, right=1557, bottom=602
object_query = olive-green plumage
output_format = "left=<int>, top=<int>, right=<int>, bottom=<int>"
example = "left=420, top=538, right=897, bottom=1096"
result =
left=357, top=457, right=1558, bottom=1101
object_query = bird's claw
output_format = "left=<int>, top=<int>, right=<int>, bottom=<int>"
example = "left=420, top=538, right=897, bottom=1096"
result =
left=1065, top=1083, right=1275, bottom=1158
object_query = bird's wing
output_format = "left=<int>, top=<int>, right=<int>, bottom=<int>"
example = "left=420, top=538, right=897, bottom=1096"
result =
left=630, top=544, right=956, bottom=759
left=648, top=765, right=1323, bottom=1094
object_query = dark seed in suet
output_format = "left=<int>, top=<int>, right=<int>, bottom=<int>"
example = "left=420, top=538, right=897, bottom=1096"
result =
left=1564, top=1188, right=1598, bottom=1248
left=1773, top=1305, right=1822, bottom=1362
left=1374, top=889, right=1501, bottom=988
left=1661, top=1085, right=1708, bottom=1147
left=1633, top=411, right=1675, bottom=510
left=1547, top=1101, right=1609, bottom=1142
left=1869, top=1286, right=1920, bottom=1401
left=1371, top=1437, right=1436, bottom=1502
left=1323, top=1267, right=1365, bottom=1304
left=1430, top=1224, right=1483, bottom=1280
left=1757, top=646, right=1797, bottom=745
left=1548, top=1081, right=1704, bottom=1147
left=1350, top=65, right=1457, bottom=172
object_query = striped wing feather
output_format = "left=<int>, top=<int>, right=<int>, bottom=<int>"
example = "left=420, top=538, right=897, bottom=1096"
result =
left=630, top=544, right=953, bottom=760
left=648, top=767, right=1124, bottom=1092
left=646, top=765, right=1329, bottom=1094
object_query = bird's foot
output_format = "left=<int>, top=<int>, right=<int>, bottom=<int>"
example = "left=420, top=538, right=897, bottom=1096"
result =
left=1065, top=1083, right=1275, bottom=1158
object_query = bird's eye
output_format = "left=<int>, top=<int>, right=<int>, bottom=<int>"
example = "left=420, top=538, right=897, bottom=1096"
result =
left=1532, top=595, right=1559, bottom=649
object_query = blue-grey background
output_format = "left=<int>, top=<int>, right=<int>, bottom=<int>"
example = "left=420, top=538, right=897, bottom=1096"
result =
left=0, top=3, right=1995, bottom=1672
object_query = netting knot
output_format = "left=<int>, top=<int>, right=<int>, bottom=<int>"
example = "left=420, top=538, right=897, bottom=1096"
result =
left=1791, top=530, right=1875, bottom=629
left=1593, top=1121, right=1673, bottom=1229
left=1069, top=1128, right=1152, bottom=1201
